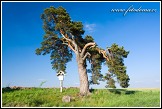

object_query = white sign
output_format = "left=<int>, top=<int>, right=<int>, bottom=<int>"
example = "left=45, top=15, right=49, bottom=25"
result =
left=58, top=75, right=64, bottom=80
left=57, top=70, right=65, bottom=92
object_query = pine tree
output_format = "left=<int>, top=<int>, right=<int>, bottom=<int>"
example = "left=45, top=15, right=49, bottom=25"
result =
left=36, top=6, right=130, bottom=96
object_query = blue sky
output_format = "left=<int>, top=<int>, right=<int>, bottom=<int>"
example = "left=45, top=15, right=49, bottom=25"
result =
left=2, top=2, right=160, bottom=88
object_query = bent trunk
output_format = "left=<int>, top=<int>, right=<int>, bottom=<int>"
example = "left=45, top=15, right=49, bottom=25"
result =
left=77, top=55, right=89, bottom=96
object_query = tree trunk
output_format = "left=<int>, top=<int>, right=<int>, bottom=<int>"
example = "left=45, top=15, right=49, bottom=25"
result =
left=76, top=55, right=89, bottom=96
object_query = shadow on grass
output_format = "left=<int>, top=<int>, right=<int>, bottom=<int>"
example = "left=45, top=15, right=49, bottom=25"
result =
left=2, top=87, right=21, bottom=93
left=2, top=87, right=37, bottom=93
left=108, top=89, right=139, bottom=95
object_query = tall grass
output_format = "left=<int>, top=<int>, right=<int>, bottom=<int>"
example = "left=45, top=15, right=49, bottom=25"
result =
left=2, top=87, right=160, bottom=107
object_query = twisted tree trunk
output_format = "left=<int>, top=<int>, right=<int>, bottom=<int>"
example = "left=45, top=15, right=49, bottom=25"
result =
left=76, top=55, right=89, bottom=96
left=60, top=31, right=96, bottom=96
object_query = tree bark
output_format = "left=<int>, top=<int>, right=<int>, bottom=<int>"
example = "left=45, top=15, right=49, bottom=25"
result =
left=76, top=55, right=89, bottom=96
left=60, top=31, right=94, bottom=96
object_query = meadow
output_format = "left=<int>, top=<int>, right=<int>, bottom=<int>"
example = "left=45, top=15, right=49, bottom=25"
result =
left=2, top=87, right=160, bottom=107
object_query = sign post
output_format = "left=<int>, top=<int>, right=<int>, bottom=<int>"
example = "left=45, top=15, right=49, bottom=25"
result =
left=60, top=80, right=63, bottom=92
left=57, top=71, right=65, bottom=93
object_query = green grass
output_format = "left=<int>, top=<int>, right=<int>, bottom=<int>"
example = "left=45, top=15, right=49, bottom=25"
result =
left=2, top=87, right=160, bottom=107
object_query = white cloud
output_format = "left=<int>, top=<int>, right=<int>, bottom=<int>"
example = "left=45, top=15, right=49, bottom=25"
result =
left=84, top=23, right=96, bottom=33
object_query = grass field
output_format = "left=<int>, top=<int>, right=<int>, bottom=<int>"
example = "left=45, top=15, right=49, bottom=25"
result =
left=2, top=87, right=160, bottom=107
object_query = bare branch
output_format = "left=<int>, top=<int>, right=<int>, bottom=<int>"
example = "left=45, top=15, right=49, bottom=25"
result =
left=69, top=33, right=79, bottom=53
left=89, top=44, right=96, bottom=49
left=62, top=41, right=69, bottom=46
left=60, top=32, right=73, bottom=43
left=70, top=33, right=75, bottom=40
left=51, top=14, right=72, bottom=43
left=81, top=42, right=96, bottom=57
left=69, top=44, right=77, bottom=53
left=96, top=47, right=110, bottom=61
left=82, top=52, right=91, bottom=61
left=60, top=32, right=78, bottom=54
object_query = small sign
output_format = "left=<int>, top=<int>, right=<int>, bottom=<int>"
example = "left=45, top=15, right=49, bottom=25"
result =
left=58, top=75, right=64, bottom=80
left=57, top=70, right=65, bottom=92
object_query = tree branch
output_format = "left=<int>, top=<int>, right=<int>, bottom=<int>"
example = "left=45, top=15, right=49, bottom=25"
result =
left=60, top=31, right=77, bottom=54
left=62, top=42, right=76, bottom=53
left=82, top=52, right=91, bottom=61
left=51, top=14, right=78, bottom=54
left=60, top=32, right=73, bottom=43
left=69, top=33, right=79, bottom=54
left=96, top=48, right=110, bottom=61
left=81, top=42, right=96, bottom=57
